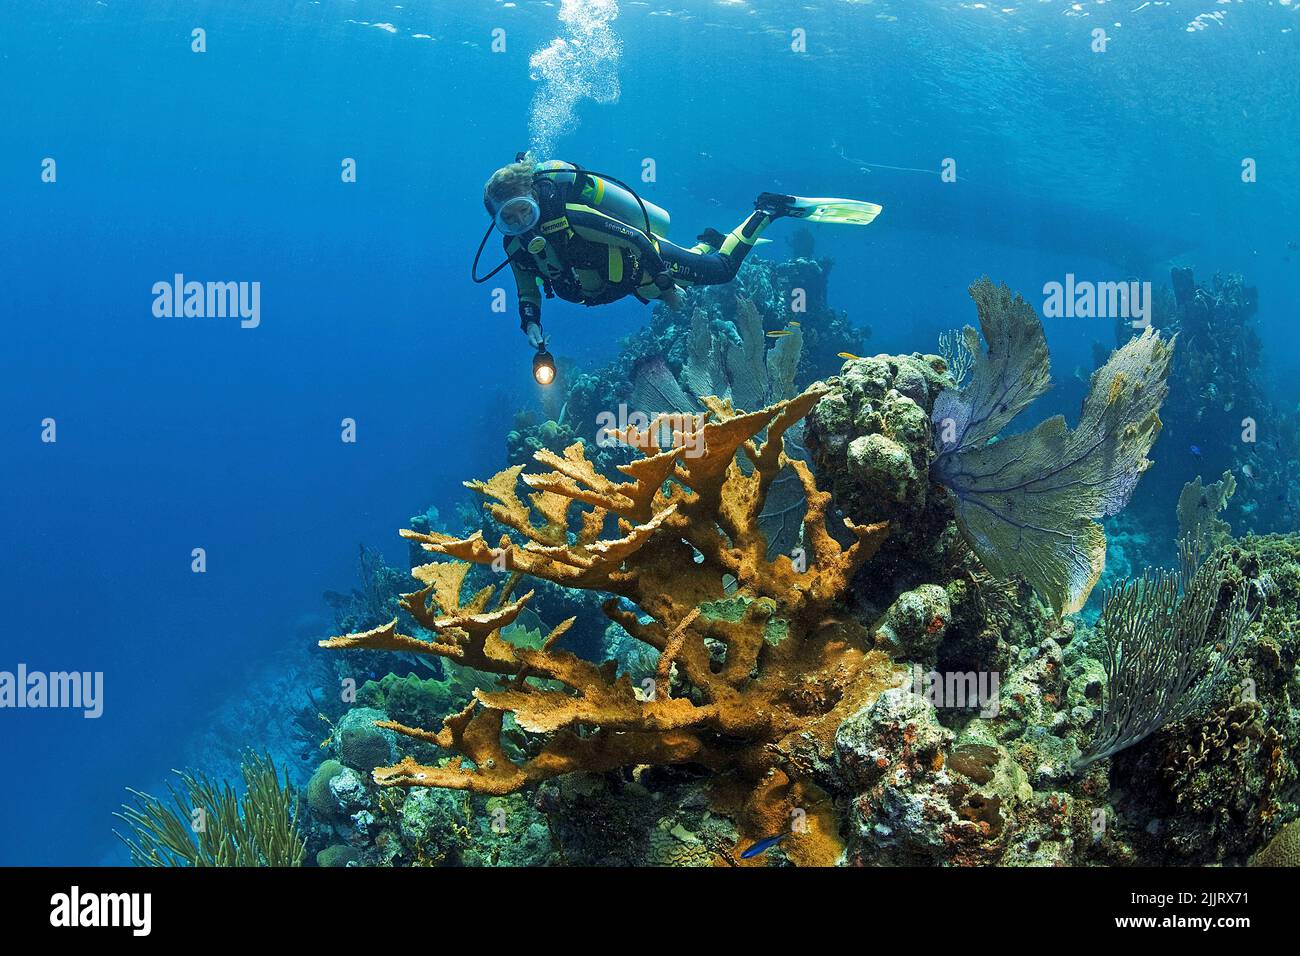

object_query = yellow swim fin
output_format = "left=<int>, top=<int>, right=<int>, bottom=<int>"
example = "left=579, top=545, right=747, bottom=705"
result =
left=757, top=192, right=883, bottom=226
left=788, top=196, right=883, bottom=225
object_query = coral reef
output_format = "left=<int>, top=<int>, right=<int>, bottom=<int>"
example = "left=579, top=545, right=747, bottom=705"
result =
left=835, top=686, right=1033, bottom=866
left=1176, top=471, right=1236, bottom=557
left=819, top=532, right=1294, bottom=868
left=1144, top=268, right=1299, bottom=536
left=507, top=256, right=869, bottom=478
left=505, top=256, right=871, bottom=566
left=534, top=772, right=736, bottom=866
left=805, top=351, right=957, bottom=602
left=394, top=787, right=552, bottom=867
left=630, top=298, right=802, bottom=416
left=295, top=258, right=1297, bottom=868
left=324, top=544, right=413, bottom=636
left=792, top=282, right=1293, bottom=866
left=811, top=279, right=1172, bottom=619
left=317, top=844, right=362, bottom=867
left=627, top=296, right=810, bottom=558
left=321, top=386, right=899, bottom=865
left=1152, top=269, right=1261, bottom=454
left=1080, top=534, right=1298, bottom=865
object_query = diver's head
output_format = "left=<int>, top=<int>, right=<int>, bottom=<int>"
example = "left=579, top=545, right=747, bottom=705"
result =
left=483, top=160, right=540, bottom=236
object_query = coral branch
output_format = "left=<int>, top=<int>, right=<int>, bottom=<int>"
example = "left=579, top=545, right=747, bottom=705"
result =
left=321, top=386, right=896, bottom=860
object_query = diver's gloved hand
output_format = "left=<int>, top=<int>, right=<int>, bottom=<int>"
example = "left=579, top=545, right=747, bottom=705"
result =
left=524, top=322, right=546, bottom=349
left=658, top=285, right=684, bottom=311
left=651, top=271, right=685, bottom=310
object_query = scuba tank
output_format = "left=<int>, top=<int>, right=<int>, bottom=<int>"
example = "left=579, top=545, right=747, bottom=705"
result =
left=533, top=160, right=672, bottom=239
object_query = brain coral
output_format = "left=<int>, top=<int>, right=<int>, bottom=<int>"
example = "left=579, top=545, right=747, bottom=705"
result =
left=1250, top=819, right=1300, bottom=867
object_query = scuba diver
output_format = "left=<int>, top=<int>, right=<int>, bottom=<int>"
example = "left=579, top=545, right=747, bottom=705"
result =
left=472, top=154, right=882, bottom=384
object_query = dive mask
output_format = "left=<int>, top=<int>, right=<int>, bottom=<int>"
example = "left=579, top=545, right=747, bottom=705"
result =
left=494, top=195, right=541, bottom=236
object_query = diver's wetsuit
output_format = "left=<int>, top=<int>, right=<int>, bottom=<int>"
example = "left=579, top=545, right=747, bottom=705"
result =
left=505, top=171, right=776, bottom=332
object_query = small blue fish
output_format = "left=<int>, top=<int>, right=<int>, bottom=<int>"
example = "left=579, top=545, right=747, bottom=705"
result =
left=1189, top=445, right=1202, bottom=457
left=740, top=831, right=790, bottom=859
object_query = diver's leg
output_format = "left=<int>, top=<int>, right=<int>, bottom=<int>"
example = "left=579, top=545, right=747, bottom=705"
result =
left=660, top=208, right=778, bottom=286
left=658, top=240, right=733, bottom=286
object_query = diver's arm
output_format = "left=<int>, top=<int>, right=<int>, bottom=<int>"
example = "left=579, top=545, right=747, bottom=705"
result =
left=509, top=256, right=544, bottom=338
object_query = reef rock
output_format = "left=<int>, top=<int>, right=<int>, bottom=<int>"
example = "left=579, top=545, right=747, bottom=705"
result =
left=836, top=686, right=1031, bottom=866
left=807, top=353, right=949, bottom=527
left=871, top=583, right=952, bottom=665
left=1095, top=534, right=1300, bottom=865
left=806, top=352, right=960, bottom=615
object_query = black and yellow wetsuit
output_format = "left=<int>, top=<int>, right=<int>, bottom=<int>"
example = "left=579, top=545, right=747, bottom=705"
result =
left=506, top=171, right=777, bottom=333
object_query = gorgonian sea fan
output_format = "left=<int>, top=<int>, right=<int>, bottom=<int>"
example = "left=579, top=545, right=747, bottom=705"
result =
left=931, top=278, right=1174, bottom=614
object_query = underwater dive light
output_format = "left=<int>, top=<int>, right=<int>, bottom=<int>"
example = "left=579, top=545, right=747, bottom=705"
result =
left=532, top=346, right=556, bottom=386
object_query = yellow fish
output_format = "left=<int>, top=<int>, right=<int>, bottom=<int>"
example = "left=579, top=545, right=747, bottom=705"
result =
left=767, top=330, right=793, bottom=338
left=789, top=321, right=801, bottom=326
left=837, top=352, right=862, bottom=360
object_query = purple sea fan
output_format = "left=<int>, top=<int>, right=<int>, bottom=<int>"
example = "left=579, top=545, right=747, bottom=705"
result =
left=931, top=278, right=1175, bottom=614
